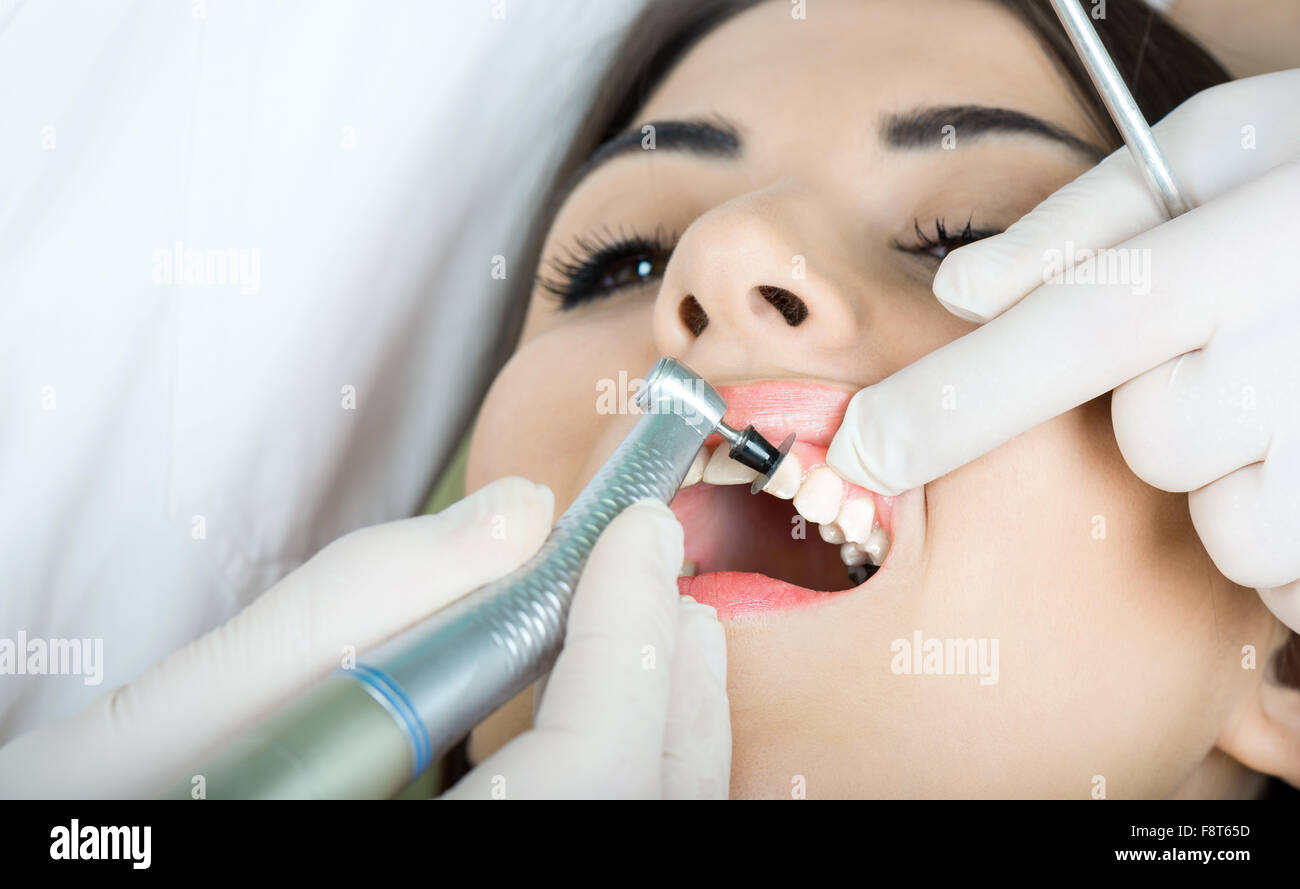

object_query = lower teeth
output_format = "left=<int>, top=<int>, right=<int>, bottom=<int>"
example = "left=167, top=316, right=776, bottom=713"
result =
left=847, top=563, right=878, bottom=585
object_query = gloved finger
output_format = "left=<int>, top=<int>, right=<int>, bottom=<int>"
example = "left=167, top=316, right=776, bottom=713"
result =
left=933, top=150, right=1164, bottom=322
left=1110, top=336, right=1287, bottom=493
left=444, top=499, right=683, bottom=799
left=1258, top=579, right=1300, bottom=637
left=301, top=475, right=556, bottom=617
left=0, top=476, right=554, bottom=798
left=933, top=69, right=1300, bottom=322
left=159, top=475, right=555, bottom=715
left=828, top=162, right=1296, bottom=495
left=1189, top=453, right=1300, bottom=594
left=661, top=596, right=731, bottom=800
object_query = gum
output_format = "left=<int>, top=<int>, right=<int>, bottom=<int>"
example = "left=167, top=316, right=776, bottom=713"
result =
left=786, top=441, right=895, bottom=534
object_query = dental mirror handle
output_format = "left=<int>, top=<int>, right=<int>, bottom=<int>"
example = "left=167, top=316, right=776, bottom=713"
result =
left=1049, top=0, right=1194, bottom=219
left=167, top=358, right=730, bottom=799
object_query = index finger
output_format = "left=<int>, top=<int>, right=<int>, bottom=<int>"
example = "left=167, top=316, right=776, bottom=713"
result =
left=826, top=165, right=1289, bottom=494
left=933, top=69, right=1300, bottom=323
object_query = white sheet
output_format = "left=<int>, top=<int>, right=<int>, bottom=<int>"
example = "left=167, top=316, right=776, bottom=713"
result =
left=0, top=0, right=646, bottom=741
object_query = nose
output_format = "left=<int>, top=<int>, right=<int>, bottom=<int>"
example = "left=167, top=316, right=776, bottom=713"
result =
left=653, top=185, right=865, bottom=373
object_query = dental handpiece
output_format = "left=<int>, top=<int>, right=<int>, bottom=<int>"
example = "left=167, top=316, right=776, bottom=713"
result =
left=1049, top=0, right=1194, bottom=219
left=172, top=357, right=791, bottom=799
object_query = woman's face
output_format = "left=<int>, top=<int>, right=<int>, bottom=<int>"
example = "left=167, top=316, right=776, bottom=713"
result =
left=466, top=0, right=1283, bottom=797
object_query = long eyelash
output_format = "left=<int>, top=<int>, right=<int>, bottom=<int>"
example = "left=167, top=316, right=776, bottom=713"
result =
left=898, top=213, right=1000, bottom=255
left=536, top=223, right=677, bottom=306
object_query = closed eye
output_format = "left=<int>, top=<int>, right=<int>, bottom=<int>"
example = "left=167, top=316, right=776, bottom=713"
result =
left=895, top=215, right=1001, bottom=261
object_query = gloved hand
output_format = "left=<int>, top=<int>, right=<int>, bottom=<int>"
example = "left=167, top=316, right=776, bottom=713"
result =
left=827, top=69, right=1300, bottom=631
left=442, top=498, right=730, bottom=800
left=0, top=476, right=555, bottom=798
left=0, top=478, right=729, bottom=800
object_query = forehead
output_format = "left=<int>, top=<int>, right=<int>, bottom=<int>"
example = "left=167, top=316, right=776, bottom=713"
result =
left=637, top=0, right=1099, bottom=158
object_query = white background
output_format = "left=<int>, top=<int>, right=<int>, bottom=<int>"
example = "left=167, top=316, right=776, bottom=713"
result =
left=0, top=0, right=646, bottom=740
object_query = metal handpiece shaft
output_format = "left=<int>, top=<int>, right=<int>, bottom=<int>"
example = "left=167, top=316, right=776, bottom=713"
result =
left=1049, top=0, right=1194, bottom=218
left=175, top=358, right=726, bottom=799
left=357, top=402, right=713, bottom=778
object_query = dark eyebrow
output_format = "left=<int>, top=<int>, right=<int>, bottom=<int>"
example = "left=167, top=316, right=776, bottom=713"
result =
left=550, top=105, right=1102, bottom=213
left=881, top=104, right=1106, bottom=161
left=552, top=116, right=741, bottom=209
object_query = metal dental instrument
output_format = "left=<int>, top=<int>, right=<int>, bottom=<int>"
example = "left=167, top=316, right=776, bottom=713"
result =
left=174, top=357, right=790, bottom=799
left=1049, top=0, right=1194, bottom=219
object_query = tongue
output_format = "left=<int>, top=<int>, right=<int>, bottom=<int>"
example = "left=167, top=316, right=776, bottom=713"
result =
left=670, top=483, right=854, bottom=592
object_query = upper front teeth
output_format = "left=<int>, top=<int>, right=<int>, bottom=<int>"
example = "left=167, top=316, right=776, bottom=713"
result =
left=793, top=467, right=842, bottom=524
left=702, top=447, right=758, bottom=485
left=761, top=450, right=802, bottom=499
left=835, top=497, right=875, bottom=545
left=678, top=440, right=892, bottom=573
left=683, top=449, right=707, bottom=487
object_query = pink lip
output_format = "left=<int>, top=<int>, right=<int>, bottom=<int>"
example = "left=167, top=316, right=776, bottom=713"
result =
left=711, top=380, right=855, bottom=448
left=673, top=379, right=903, bottom=620
left=678, top=572, right=859, bottom=620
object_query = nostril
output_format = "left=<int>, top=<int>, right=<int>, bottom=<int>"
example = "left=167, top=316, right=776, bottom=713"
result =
left=679, top=294, right=709, bottom=336
left=755, top=285, right=809, bottom=327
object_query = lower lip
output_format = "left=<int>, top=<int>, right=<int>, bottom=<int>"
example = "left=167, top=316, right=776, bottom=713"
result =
left=677, top=571, right=863, bottom=620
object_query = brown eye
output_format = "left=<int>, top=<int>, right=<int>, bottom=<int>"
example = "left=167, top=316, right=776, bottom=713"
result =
left=595, top=250, right=670, bottom=291
left=538, top=226, right=677, bottom=310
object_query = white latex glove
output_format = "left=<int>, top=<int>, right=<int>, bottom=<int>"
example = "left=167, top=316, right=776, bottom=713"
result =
left=827, top=69, right=1300, bottom=631
left=0, top=476, right=555, bottom=799
left=442, top=499, right=731, bottom=799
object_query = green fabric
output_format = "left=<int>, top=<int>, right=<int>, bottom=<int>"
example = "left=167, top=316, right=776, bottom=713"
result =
left=422, top=433, right=470, bottom=516
left=394, top=769, right=440, bottom=800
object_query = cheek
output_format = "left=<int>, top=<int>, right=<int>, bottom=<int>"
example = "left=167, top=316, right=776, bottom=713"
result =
left=907, top=399, right=1248, bottom=793
left=726, top=399, right=1253, bottom=797
left=465, top=298, right=659, bottom=508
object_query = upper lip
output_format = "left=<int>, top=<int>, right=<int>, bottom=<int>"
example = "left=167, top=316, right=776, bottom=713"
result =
left=711, top=380, right=856, bottom=449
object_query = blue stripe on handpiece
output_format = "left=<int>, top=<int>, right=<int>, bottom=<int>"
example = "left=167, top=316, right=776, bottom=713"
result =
left=339, top=664, right=432, bottom=777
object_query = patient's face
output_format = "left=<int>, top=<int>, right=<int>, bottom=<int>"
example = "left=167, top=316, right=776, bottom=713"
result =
left=465, top=0, right=1278, bottom=796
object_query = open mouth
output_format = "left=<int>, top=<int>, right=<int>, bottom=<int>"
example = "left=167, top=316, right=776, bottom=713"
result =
left=671, top=381, right=896, bottom=619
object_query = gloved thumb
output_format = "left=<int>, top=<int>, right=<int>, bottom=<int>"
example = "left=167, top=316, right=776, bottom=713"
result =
left=0, top=476, right=554, bottom=798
